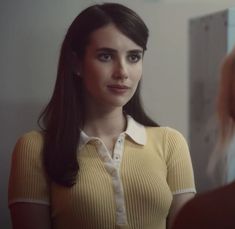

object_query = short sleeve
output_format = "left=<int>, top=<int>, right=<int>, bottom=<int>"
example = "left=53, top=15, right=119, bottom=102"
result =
left=8, top=131, right=50, bottom=207
left=164, top=127, right=196, bottom=194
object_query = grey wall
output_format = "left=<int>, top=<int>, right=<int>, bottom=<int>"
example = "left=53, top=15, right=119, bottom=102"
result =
left=1, top=0, right=235, bottom=228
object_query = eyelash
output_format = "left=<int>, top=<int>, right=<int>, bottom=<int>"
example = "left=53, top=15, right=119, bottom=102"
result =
left=127, top=54, right=142, bottom=63
left=97, top=53, right=142, bottom=63
left=97, top=53, right=112, bottom=62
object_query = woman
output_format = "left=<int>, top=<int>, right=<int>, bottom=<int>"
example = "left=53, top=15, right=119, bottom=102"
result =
left=172, top=47, right=235, bottom=229
left=8, top=3, right=195, bottom=229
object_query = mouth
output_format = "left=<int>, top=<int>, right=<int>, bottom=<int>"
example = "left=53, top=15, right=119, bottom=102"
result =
left=107, top=84, right=130, bottom=94
left=107, top=84, right=130, bottom=89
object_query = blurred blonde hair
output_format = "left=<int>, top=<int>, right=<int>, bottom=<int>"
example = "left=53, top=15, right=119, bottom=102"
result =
left=217, top=47, right=235, bottom=146
left=207, top=47, right=235, bottom=184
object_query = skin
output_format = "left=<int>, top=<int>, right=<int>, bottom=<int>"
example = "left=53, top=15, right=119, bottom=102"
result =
left=10, top=203, right=51, bottom=229
left=79, top=24, right=143, bottom=152
left=10, top=23, right=194, bottom=229
left=81, top=24, right=143, bottom=110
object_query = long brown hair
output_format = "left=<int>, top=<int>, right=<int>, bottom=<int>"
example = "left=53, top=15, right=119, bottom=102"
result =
left=38, top=3, right=159, bottom=187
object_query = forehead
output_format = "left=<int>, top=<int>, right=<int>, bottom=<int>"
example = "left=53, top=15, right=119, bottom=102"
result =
left=87, top=24, right=142, bottom=51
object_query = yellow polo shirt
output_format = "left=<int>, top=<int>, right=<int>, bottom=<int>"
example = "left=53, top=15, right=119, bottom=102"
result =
left=8, top=116, right=196, bottom=229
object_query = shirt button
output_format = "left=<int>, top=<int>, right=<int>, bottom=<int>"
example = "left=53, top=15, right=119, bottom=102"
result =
left=117, top=205, right=124, bottom=213
left=115, top=155, right=120, bottom=160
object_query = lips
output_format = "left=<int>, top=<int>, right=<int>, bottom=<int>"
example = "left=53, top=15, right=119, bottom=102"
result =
left=107, top=84, right=130, bottom=89
left=107, top=84, right=130, bottom=94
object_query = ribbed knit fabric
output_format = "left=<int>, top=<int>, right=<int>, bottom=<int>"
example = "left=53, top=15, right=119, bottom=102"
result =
left=8, top=125, right=195, bottom=229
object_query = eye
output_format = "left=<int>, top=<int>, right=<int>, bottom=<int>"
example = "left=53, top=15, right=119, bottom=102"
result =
left=97, top=53, right=112, bottom=62
left=127, top=53, right=142, bottom=63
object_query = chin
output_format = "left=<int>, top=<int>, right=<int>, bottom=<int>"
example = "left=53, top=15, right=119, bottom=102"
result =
left=106, top=99, right=129, bottom=108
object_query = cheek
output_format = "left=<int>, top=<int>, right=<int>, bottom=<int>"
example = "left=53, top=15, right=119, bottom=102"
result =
left=82, top=63, right=100, bottom=84
left=133, top=66, right=142, bottom=83
left=83, top=77, right=98, bottom=93
left=84, top=62, right=110, bottom=81
left=135, top=63, right=143, bottom=77
left=131, top=73, right=141, bottom=91
left=82, top=71, right=97, bottom=93
left=82, top=68, right=106, bottom=94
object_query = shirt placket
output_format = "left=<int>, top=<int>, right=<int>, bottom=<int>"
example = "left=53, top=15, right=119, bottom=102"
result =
left=94, top=134, right=128, bottom=226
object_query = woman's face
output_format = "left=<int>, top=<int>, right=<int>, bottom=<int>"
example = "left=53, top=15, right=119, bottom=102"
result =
left=79, top=24, right=143, bottom=110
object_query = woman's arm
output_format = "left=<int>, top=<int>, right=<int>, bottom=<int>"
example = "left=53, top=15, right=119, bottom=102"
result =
left=167, top=192, right=195, bottom=229
left=10, top=203, right=52, bottom=229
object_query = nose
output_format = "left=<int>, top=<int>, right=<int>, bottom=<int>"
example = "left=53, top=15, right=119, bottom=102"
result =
left=113, top=60, right=128, bottom=80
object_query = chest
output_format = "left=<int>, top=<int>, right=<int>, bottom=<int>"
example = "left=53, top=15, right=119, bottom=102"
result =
left=50, top=141, right=172, bottom=228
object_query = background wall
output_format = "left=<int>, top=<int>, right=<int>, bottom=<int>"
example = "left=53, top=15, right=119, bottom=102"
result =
left=1, top=0, right=235, bottom=228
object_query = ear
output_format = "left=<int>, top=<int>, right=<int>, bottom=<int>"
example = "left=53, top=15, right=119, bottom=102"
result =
left=72, top=52, right=82, bottom=77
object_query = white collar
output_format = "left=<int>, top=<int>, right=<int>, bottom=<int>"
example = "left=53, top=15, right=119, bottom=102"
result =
left=125, top=115, right=147, bottom=145
left=79, top=115, right=147, bottom=150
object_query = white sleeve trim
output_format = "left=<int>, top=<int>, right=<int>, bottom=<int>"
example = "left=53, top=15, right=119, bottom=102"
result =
left=8, top=198, right=50, bottom=207
left=172, top=188, right=196, bottom=195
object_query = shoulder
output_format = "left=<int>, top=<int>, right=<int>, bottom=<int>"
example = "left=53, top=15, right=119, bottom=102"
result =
left=146, top=126, right=184, bottom=135
left=146, top=126, right=187, bottom=144
left=16, top=130, right=44, bottom=146
left=173, top=183, right=235, bottom=228
left=146, top=126, right=190, bottom=162
left=173, top=191, right=213, bottom=228
left=172, top=197, right=203, bottom=229
left=12, top=130, right=44, bottom=160
left=192, top=182, right=235, bottom=212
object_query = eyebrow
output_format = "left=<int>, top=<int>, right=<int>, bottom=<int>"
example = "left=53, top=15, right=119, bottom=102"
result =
left=95, top=47, right=143, bottom=54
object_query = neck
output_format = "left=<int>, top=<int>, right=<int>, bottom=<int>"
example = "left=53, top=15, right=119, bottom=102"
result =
left=83, top=107, right=127, bottom=138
